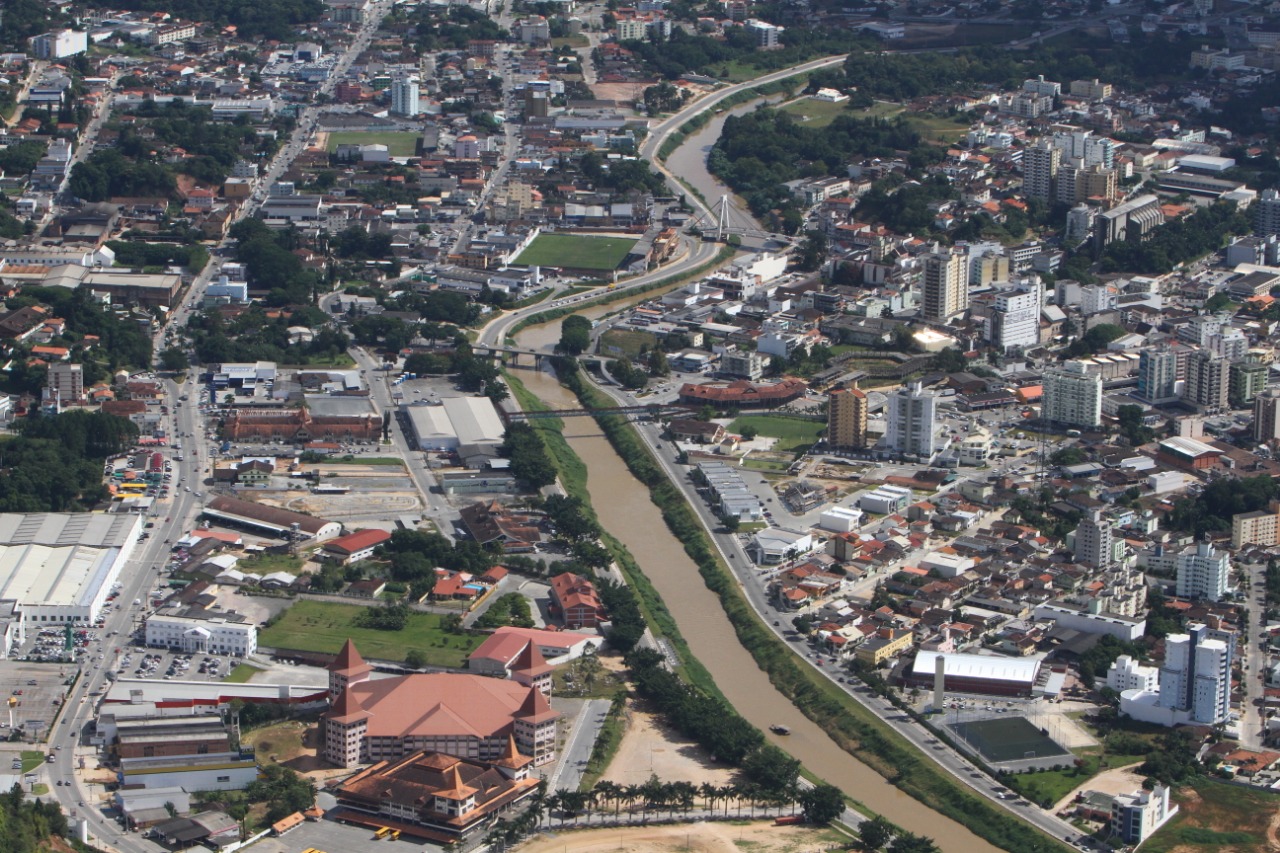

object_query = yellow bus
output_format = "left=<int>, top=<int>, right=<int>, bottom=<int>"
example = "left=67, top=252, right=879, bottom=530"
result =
left=118, top=481, right=147, bottom=492
left=374, top=827, right=392, bottom=839
left=389, top=830, right=401, bottom=840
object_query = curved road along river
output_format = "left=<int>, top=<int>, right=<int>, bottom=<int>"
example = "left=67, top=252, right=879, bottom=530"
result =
left=509, top=318, right=1002, bottom=853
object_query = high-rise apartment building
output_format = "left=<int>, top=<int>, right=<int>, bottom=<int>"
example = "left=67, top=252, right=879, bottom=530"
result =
left=1073, top=509, right=1116, bottom=568
left=1255, top=188, right=1280, bottom=237
left=1137, top=347, right=1180, bottom=404
left=1230, top=359, right=1269, bottom=405
left=884, top=382, right=938, bottom=459
left=45, top=362, right=83, bottom=404
left=1042, top=361, right=1102, bottom=428
left=827, top=385, right=868, bottom=450
left=1231, top=504, right=1280, bottom=549
left=1158, top=623, right=1231, bottom=725
left=1175, top=540, right=1230, bottom=601
left=1055, top=164, right=1117, bottom=205
left=1023, top=140, right=1060, bottom=201
left=1254, top=388, right=1280, bottom=443
left=1183, top=349, right=1230, bottom=411
left=987, top=281, right=1041, bottom=353
left=921, top=249, right=967, bottom=322
left=390, top=75, right=420, bottom=116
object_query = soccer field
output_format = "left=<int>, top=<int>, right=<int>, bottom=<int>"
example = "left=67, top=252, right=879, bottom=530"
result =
left=514, top=233, right=637, bottom=271
left=324, top=131, right=421, bottom=157
left=948, top=716, right=1069, bottom=763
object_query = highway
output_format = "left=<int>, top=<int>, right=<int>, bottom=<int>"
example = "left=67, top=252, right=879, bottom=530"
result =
left=44, top=2, right=401, bottom=844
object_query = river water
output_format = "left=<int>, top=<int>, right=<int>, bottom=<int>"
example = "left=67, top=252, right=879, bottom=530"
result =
left=512, top=319, right=999, bottom=853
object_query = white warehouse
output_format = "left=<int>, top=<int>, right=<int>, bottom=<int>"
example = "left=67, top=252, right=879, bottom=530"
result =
left=404, top=396, right=506, bottom=451
left=0, top=513, right=143, bottom=627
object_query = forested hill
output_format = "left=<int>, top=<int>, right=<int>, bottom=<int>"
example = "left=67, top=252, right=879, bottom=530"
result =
left=0, top=410, right=139, bottom=513
left=84, top=0, right=324, bottom=40
left=0, top=784, right=73, bottom=853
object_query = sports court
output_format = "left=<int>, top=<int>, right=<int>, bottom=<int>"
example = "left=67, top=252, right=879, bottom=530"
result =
left=948, top=715, right=1069, bottom=764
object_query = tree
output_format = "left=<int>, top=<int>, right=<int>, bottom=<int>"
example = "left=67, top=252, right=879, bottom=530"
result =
left=739, top=424, right=759, bottom=441
left=858, top=815, right=893, bottom=850
left=742, top=743, right=801, bottom=793
left=887, top=832, right=940, bottom=853
left=404, top=649, right=427, bottom=669
left=797, top=783, right=844, bottom=826
left=160, top=346, right=189, bottom=372
left=558, top=315, right=592, bottom=355
left=1116, top=404, right=1155, bottom=446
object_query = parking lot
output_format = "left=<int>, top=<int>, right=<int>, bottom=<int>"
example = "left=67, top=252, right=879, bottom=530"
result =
left=0, top=660, right=77, bottom=744
left=117, top=645, right=246, bottom=685
left=249, top=813, right=432, bottom=853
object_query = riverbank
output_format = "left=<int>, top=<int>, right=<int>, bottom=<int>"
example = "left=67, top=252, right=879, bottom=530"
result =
left=548, top=361, right=1068, bottom=853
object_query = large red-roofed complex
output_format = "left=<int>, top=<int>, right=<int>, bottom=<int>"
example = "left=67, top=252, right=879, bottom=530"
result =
left=323, top=641, right=560, bottom=769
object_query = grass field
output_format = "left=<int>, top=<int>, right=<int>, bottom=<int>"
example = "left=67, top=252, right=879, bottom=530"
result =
left=901, top=114, right=971, bottom=144
left=260, top=599, right=482, bottom=667
left=324, top=131, right=420, bottom=157
left=949, top=717, right=1069, bottom=764
left=514, top=233, right=637, bottom=271
left=225, top=663, right=263, bottom=683
left=20, top=751, right=43, bottom=773
left=1007, top=750, right=1146, bottom=807
left=1143, top=779, right=1279, bottom=853
left=779, top=97, right=852, bottom=129
left=729, top=415, right=825, bottom=452
left=598, top=328, right=658, bottom=359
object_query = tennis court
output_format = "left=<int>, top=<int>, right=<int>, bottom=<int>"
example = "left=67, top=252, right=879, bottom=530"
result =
left=948, top=716, right=1069, bottom=764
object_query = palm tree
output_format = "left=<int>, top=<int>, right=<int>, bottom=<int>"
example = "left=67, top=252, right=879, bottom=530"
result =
left=623, top=784, right=642, bottom=817
left=719, top=784, right=737, bottom=816
left=699, top=782, right=718, bottom=814
left=594, top=780, right=619, bottom=818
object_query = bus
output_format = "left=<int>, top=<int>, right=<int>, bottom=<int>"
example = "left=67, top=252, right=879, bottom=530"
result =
left=118, top=482, right=147, bottom=493
left=389, top=830, right=401, bottom=840
left=374, top=827, right=392, bottom=839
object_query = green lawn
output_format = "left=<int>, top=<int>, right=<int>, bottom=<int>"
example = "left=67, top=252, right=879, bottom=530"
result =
left=237, top=553, right=306, bottom=576
left=599, top=328, right=658, bottom=359
left=225, top=664, right=263, bottom=683
left=901, top=114, right=971, bottom=144
left=514, top=234, right=637, bottom=271
left=20, top=751, right=43, bottom=773
left=729, top=415, right=825, bottom=452
left=1005, top=750, right=1147, bottom=808
left=779, top=97, right=853, bottom=129
left=1143, top=778, right=1280, bottom=853
left=324, top=131, right=421, bottom=157
left=260, top=600, right=482, bottom=667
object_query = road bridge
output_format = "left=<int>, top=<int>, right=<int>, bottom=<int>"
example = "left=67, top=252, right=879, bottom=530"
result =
left=500, top=403, right=693, bottom=423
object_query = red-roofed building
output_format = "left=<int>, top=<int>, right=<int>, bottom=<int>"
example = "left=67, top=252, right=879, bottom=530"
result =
left=321, top=528, right=391, bottom=564
left=548, top=572, right=606, bottom=629
left=323, top=642, right=559, bottom=768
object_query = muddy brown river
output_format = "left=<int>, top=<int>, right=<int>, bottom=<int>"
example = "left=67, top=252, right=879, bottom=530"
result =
left=512, top=318, right=1000, bottom=853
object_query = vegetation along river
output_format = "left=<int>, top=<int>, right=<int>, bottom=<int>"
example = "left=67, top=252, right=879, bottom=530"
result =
left=512, top=316, right=1001, bottom=853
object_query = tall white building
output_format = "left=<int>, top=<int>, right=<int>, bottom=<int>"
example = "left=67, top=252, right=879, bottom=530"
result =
left=30, top=30, right=88, bottom=60
left=884, top=381, right=939, bottom=459
left=987, top=279, right=1041, bottom=353
left=921, top=249, right=967, bottom=322
left=1158, top=623, right=1231, bottom=725
left=1111, top=785, right=1176, bottom=846
left=1051, top=128, right=1116, bottom=168
left=1023, top=140, right=1060, bottom=201
left=1073, top=509, right=1115, bottom=568
left=390, top=75, right=420, bottom=116
left=1137, top=347, right=1180, bottom=405
left=1255, top=188, right=1280, bottom=236
left=1183, top=349, right=1230, bottom=411
left=1106, top=655, right=1159, bottom=693
left=1042, top=361, right=1102, bottom=428
left=1175, top=540, right=1230, bottom=601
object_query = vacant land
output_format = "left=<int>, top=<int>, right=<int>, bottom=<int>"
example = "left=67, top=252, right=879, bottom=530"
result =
left=901, top=113, right=971, bottom=144
left=599, top=328, right=659, bottom=359
left=515, top=234, right=637, bottom=271
left=1143, top=778, right=1280, bottom=853
left=519, top=821, right=852, bottom=853
left=779, top=97, right=852, bottom=129
left=324, top=131, right=420, bottom=157
left=259, top=600, right=482, bottom=667
left=728, top=415, right=825, bottom=452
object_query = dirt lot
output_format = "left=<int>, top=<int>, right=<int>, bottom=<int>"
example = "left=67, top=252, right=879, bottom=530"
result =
left=242, top=719, right=348, bottom=783
left=602, top=705, right=735, bottom=788
left=516, top=819, right=849, bottom=853
left=591, top=81, right=650, bottom=106
left=1055, top=763, right=1146, bottom=810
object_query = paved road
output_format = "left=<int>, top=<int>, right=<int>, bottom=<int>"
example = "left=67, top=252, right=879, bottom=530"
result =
left=544, top=698, right=613, bottom=794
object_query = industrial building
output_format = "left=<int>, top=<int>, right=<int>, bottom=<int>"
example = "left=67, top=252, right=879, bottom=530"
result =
left=0, top=512, right=143, bottom=627
left=404, top=397, right=506, bottom=451
left=908, top=651, right=1043, bottom=697
left=202, top=496, right=341, bottom=541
